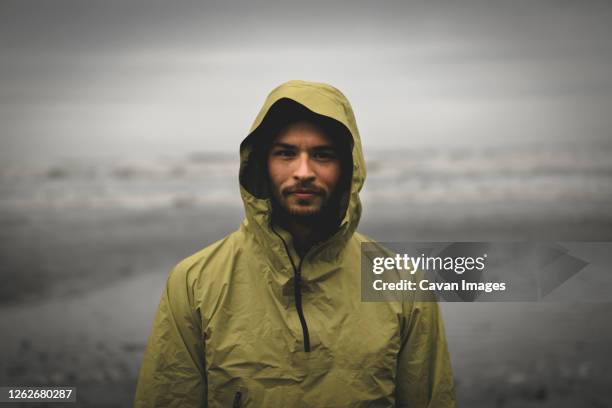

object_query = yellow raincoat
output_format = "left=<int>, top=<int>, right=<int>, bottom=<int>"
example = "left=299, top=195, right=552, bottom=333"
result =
left=134, top=80, right=456, bottom=407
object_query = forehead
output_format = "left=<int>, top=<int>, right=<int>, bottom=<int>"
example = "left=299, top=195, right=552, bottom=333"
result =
left=272, top=121, right=336, bottom=147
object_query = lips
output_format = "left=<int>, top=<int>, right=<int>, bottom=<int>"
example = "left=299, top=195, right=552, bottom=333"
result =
left=285, top=188, right=322, bottom=198
left=292, top=192, right=317, bottom=200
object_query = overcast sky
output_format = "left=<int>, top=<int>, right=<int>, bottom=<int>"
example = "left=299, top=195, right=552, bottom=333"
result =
left=1, top=0, right=611, bottom=162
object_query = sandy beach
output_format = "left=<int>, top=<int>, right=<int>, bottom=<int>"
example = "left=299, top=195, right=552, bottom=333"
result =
left=1, top=202, right=611, bottom=407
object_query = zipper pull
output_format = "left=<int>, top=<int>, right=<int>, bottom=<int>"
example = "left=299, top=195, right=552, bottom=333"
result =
left=233, top=391, right=242, bottom=408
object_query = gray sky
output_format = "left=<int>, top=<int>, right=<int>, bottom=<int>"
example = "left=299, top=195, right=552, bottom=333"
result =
left=1, top=0, right=611, bottom=162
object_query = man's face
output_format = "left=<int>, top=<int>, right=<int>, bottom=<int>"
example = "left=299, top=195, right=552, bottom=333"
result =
left=267, top=121, right=341, bottom=218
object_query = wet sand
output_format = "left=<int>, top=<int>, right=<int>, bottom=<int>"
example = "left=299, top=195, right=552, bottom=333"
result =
left=1, top=203, right=611, bottom=407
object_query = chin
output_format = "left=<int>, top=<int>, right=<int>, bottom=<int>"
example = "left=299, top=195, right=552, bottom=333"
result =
left=285, top=203, right=324, bottom=217
left=288, top=207, right=322, bottom=217
left=283, top=198, right=322, bottom=215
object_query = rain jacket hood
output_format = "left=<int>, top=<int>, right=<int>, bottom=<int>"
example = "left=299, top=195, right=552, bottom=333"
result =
left=238, top=80, right=365, bottom=283
left=134, top=80, right=456, bottom=408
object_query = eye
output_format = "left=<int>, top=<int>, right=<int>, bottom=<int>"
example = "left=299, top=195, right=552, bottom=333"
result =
left=273, top=149, right=296, bottom=158
left=312, top=150, right=338, bottom=161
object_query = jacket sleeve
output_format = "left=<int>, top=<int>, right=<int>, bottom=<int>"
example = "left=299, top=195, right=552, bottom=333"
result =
left=134, top=263, right=207, bottom=408
left=396, top=298, right=457, bottom=408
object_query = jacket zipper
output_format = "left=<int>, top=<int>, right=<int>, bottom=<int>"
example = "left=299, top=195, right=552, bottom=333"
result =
left=233, top=391, right=242, bottom=407
left=293, top=256, right=311, bottom=352
left=271, top=227, right=312, bottom=352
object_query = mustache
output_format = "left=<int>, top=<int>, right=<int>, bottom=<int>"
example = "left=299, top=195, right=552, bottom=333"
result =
left=282, top=185, right=325, bottom=196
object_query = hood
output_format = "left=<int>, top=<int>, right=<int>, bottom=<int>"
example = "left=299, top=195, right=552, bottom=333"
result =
left=238, top=80, right=366, bottom=276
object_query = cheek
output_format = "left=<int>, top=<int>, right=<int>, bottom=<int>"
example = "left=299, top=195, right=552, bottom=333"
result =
left=268, top=161, right=288, bottom=189
left=320, top=164, right=341, bottom=190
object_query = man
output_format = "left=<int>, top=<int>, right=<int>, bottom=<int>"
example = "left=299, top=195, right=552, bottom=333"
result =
left=134, top=80, right=456, bottom=407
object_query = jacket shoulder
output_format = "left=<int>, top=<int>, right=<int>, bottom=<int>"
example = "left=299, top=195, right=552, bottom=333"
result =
left=176, top=230, right=240, bottom=267
left=165, top=229, right=247, bottom=323
left=170, top=229, right=244, bottom=283
left=349, top=231, right=390, bottom=262
left=351, top=231, right=376, bottom=244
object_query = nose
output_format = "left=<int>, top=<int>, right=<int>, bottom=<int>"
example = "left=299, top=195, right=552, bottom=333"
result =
left=293, top=152, right=315, bottom=181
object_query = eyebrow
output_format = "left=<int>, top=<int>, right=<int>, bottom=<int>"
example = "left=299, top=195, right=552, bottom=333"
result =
left=271, top=142, right=336, bottom=150
left=271, top=142, right=297, bottom=149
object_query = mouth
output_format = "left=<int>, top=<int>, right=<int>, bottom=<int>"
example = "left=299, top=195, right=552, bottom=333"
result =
left=292, top=192, right=317, bottom=200
left=285, top=189, right=321, bottom=199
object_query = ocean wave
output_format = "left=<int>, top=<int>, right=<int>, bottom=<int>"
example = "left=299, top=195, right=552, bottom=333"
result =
left=1, top=143, right=611, bottom=212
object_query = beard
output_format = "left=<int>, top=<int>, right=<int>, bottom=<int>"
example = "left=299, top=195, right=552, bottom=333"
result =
left=270, top=188, right=342, bottom=236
